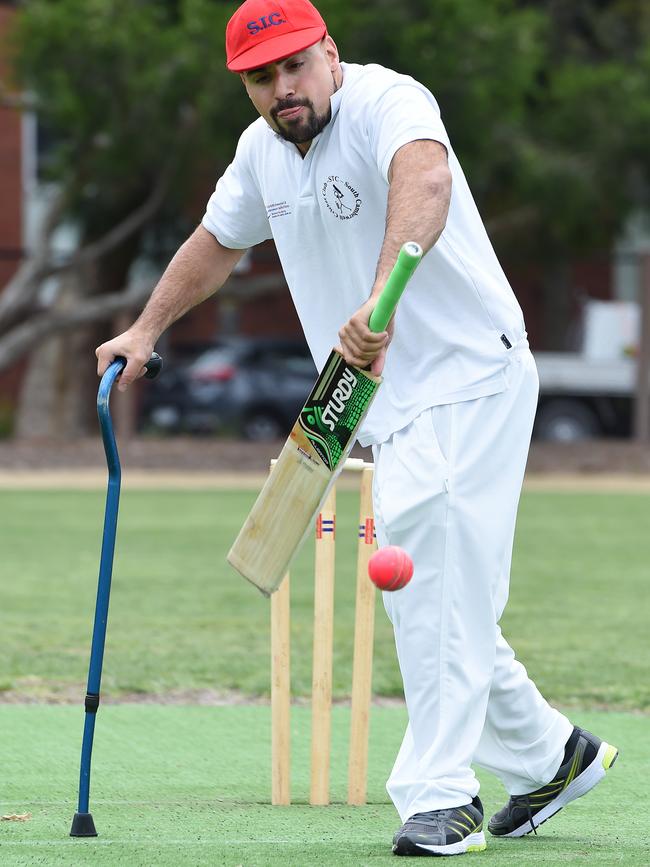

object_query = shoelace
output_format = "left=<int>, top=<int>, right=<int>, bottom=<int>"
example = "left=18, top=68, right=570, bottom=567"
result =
left=511, top=795, right=537, bottom=835
left=411, top=810, right=450, bottom=823
left=409, top=809, right=457, bottom=832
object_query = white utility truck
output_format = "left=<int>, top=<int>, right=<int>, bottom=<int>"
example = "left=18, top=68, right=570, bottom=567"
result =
left=533, top=300, right=638, bottom=441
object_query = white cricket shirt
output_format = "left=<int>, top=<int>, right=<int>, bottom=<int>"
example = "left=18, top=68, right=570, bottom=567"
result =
left=202, top=62, right=527, bottom=446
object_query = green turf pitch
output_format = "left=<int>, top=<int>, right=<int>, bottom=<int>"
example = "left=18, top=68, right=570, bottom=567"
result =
left=0, top=706, right=644, bottom=865
left=0, top=488, right=648, bottom=709
left=0, top=486, right=648, bottom=864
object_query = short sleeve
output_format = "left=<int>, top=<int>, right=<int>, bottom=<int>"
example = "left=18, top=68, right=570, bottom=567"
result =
left=367, top=84, right=451, bottom=183
left=202, top=131, right=272, bottom=249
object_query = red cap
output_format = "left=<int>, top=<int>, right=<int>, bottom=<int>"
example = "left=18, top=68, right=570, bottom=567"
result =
left=226, top=0, right=327, bottom=73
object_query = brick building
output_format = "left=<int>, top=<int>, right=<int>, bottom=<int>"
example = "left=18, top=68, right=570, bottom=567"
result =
left=0, top=1, right=25, bottom=415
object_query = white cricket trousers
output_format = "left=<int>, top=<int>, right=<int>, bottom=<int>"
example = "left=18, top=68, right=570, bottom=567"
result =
left=371, top=348, right=572, bottom=821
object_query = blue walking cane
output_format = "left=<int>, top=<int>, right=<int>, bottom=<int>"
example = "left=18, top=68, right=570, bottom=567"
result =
left=70, top=353, right=163, bottom=838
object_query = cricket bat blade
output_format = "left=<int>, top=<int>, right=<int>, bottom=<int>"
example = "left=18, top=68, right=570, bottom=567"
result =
left=227, top=350, right=381, bottom=595
left=227, top=241, right=423, bottom=596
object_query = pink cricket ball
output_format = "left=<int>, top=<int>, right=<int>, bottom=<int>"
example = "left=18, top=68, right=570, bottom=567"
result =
left=368, top=546, right=414, bottom=591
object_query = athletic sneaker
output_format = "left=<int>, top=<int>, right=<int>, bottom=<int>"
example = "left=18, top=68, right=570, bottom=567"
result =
left=488, top=727, right=619, bottom=837
left=393, top=796, right=486, bottom=856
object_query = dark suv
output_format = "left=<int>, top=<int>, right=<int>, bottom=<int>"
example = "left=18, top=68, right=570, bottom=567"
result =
left=139, top=336, right=317, bottom=440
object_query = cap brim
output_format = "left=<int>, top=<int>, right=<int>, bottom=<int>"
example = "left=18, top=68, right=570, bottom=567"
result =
left=227, top=26, right=326, bottom=72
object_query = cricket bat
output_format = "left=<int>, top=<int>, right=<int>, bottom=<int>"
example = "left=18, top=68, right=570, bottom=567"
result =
left=228, top=242, right=423, bottom=595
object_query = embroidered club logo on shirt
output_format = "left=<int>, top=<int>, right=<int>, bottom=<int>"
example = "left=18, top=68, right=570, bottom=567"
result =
left=321, top=175, right=362, bottom=220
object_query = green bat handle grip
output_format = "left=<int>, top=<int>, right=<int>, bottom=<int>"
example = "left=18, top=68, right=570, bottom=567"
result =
left=368, top=242, right=423, bottom=333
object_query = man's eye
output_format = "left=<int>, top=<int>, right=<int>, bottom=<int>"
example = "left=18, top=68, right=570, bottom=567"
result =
left=289, top=61, right=304, bottom=70
left=253, top=76, right=270, bottom=84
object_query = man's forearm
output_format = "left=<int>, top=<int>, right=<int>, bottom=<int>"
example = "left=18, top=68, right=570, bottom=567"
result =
left=373, top=140, right=451, bottom=292
left=134, top=225, right=246, bottom=343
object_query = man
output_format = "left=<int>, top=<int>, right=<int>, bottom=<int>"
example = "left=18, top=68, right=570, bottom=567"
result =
left=96, top=0, right=618, bottom=856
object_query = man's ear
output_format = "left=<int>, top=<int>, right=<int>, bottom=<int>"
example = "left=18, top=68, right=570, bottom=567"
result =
left=323, top=34, right=339, bottom=70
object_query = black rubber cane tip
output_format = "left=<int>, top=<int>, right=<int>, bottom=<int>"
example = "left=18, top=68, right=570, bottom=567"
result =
left=70, top=812, right=98, bottom=837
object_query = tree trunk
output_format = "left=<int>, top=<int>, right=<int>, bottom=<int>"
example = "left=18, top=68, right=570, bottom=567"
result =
left=14, top=324, right=102, bottom=439
left=14, top=336, right=60, bottom=439
left=13, top=216, right=146, bottom=439
left=14, top=270, right=102, bottom=439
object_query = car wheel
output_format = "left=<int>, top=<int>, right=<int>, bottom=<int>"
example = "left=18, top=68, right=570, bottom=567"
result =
left=242, top=412, right=284, bottom=441
left=535, top=400, right=601, bottom=442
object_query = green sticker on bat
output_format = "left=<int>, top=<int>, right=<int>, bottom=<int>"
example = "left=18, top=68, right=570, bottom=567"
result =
left=298, top=352, right=379, bottom=471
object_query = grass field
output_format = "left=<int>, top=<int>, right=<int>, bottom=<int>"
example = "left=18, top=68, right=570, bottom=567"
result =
left=0, top=707, right=644, bottom=866
left=0, top=485, right=648, bottom=864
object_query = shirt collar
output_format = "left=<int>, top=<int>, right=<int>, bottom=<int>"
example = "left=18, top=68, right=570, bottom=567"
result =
left=329, top=63, right=346, bottom=121
left=311, top=62, right=355, bottom=144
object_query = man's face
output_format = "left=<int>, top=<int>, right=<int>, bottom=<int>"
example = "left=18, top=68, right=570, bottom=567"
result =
left=242, top=37, right=341, bottom=154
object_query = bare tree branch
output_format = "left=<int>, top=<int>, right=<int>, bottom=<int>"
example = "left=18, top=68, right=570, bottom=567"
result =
left=0, top=269, right=291, bottom=372
left=0, top=189, right=69, bottom=331
left=0, top=282, right=154, bottom=372
left=48, top=166, right=174, bottom=278
left=0, top=159, right=170, bottom=332
left=46, top=109, right=199, bottom=281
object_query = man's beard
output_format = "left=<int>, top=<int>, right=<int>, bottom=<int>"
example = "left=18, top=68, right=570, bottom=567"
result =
left=270, top=98, right=332, bottom=144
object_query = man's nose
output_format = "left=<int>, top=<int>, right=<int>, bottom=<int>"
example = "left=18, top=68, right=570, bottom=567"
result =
left=274, top=71, right=295, bottom=101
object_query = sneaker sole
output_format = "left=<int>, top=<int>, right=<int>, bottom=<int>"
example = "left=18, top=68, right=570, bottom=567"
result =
left=394, top=831, right=487, bottom=856
left=500, top=741, right=619, bottom=838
